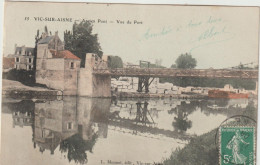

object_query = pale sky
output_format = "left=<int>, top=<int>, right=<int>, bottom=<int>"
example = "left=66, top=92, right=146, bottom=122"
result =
left=3, top=2, right=259, bottom=68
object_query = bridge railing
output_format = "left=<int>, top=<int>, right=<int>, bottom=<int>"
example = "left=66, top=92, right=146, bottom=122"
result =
left=93, top=68, right=258, bottom=79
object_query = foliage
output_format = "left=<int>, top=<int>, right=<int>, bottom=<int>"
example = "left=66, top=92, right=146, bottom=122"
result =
left=175, top=53, right=197, bottom=69
left=170, top=101, right=196, bottom=133
left=60, top=133, right=98, bottom=164
left=163, top=129, right=218, bottom=165
left=162, top=53, right=197, bottom=87
left=155, top=59, right=163, bottom=66
left=3, top=69, right=35, bottom=85
left=160, top=77, right=256, bottom=90
left=64, top=21, right=103, bottom=67
left=163, top=102, right=257, bottom=165
left=165, top=55, right=256, bottom=89
left=140, top=62, right=165, bottom=68
left=108, top=56, right=123, bottom=68
left=166, top=57, right=256, bottom=89
left=171, top=64, right=177, bottom=68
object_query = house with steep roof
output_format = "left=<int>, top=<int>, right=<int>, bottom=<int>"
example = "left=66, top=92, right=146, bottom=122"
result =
left=7, top=45, right=35, bottom=70
left=36, top=31, right=81, bottom=95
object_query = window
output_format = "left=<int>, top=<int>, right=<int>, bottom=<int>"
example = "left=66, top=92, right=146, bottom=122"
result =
left=42, top=130, right=45, bottom=138
left=28, top=58, right=32, bottom=63
left=16, top=57, right=20, bottom=62
left=70, top=62, right=75, bottom=69
left=27, top=65, right=32, bottom=70
left=15, top=64, right=19, bottom=69
left=67, top=122, right=73, bottom=130
left=14, top=112, right=19, bottom=116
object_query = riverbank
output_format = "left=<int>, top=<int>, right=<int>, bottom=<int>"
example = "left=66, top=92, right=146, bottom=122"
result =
left=114, top=91, right=208, bottom=99
left=163, top=102, right=257, bottom=165
left=2, top=79, right=256, bottom=100
left=2, top=79, right=61, bottom=99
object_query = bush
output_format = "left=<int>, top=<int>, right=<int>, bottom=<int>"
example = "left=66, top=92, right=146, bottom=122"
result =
left=160, top=77, right=256, bottom=90
left=163, top=102, right=257, bottom=165
left=3, top=69, right=35, bottom=85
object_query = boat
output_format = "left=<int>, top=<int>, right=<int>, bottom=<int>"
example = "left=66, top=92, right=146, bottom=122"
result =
left=207, top=104, right=228, bottom=110
left=208, top=90, right=249, bottom=99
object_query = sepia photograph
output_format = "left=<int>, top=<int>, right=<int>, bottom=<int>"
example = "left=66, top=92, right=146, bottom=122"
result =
left=1, top=2, right=259, bottom=165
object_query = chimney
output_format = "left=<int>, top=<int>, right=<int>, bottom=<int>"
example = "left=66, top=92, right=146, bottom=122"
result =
left=21, top=45, right=26, bottom=55
left=41, top=32, right=47, bottom=39
left=14, top=44, right=17, bottom=54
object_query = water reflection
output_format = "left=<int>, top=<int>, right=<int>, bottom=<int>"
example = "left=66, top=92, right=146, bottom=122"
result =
left=32, top=97, right=111, bottom=164
left=2, top=97, right=255, bottom=164
left=168, top=101, right=195, bottom=133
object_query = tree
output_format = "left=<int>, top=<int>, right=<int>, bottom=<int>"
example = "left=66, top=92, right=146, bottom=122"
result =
left=175, top=53, right=197, bottom=69
left=59, top=133, right=98, bottom=164
left=3, top=69, right=35, bottom=85
left=165, top=53, right=197, bottom=86
left=155, top=59, right=162, bottom=67
left=108, top=56, right=123, bottom=68
left=171, top=64, right=177, bottom=68
left=64, top=21, right=103, bottom=67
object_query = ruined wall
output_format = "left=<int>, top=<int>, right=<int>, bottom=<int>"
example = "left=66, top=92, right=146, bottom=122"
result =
left=61, top=97, right=78, bottom=133
left=76, top=97, right=110, bottom=140
left=35, top=100, right=64, bottom=133
left=77, top=53, right=111, bottom=97
left=36, top=58, right=65, bottom=91
left=92, top=75, right=111, bottom=97
left=36, top=42, right=82, bottom=95
left=34, top=98, right=78, bottom=143
left=36, top=44, right=53, bottom=72
left=77, top=68, right=93, bottom=96
left=63, top=59, right=81, bottom=95
left=35, top=44, right=65, bottom=90
left=76, top=97, right=93, bottom=140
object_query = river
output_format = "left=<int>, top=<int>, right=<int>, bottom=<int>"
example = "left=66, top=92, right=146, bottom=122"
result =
left=1, top=97, right=255, bottom=165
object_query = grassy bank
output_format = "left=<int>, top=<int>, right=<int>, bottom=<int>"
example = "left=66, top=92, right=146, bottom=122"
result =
left=163, top=101, right=257, bottom=165
left=163, top=129, right=218, bottom=165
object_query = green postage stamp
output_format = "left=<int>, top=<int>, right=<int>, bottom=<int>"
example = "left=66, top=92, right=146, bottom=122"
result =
left=219, top=126, right=255, bottom=165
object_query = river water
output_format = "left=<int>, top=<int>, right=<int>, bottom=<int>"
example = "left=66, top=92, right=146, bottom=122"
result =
left=1, top=97, right=255, bottom=165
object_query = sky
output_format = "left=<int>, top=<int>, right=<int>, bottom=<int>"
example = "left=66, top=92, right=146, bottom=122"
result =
left=3, top=2, right=259, bottom=69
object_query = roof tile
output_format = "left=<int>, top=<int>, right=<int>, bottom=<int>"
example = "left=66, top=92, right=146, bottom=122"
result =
left=49, top=49, right=81, bottom=60
left=3, top=57, right=15, bottom=69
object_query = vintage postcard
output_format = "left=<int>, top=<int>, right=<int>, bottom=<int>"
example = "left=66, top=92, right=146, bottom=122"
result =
left=1, top=2, right=259, bottom=165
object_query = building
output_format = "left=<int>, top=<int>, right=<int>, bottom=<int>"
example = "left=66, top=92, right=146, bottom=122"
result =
left=8, top=45, right=35, bottom=70
left=36, top=31, right=81, bottom=95
left=35, top=30, right=111, bottom=96
left=12, top=111, right=32, bottom=128
left=34, top=98, right=78, bottom=154
left=33, top=97, right=109, bottom=154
